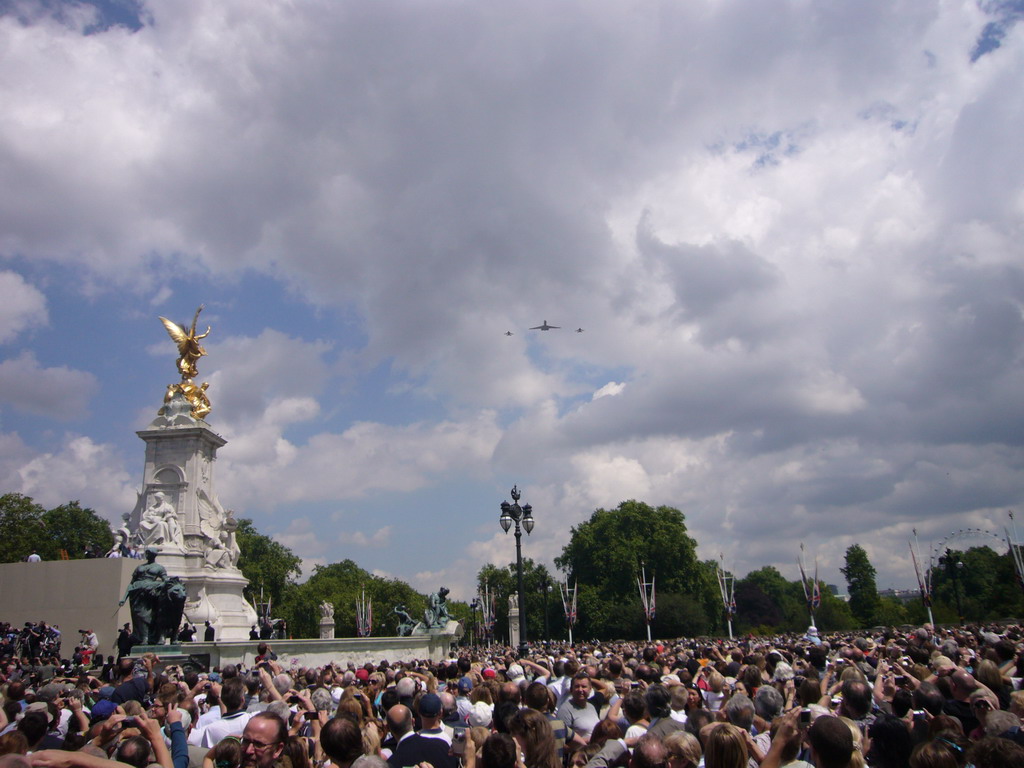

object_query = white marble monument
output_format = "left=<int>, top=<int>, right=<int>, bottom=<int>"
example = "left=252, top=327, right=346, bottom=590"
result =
left=319, top=600, right=336, bottom=639
left=508, top=593, right=520, bottom=648
left=123, top=308, right=258, bottom=640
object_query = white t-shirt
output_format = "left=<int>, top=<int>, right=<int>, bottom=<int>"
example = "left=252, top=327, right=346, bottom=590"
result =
left=702, top=690, right=725, bottom=711
left=193, top=711, right=251, bottom=748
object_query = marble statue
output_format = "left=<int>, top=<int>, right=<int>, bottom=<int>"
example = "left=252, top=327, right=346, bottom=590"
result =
left=393, top=604, right=416, bottom=636
left=424, top=587, right=451, bottom=628
left=106, top=527, right=132, bottom=558
left=198, top=490, right=241, bottom=569
left=320, top=600, right=335, bottom=619
left=119, top=549, right=186, bottom=644
left=508, top=593, right=518, bottom=611
left=139, top=492, right=184, bottom=549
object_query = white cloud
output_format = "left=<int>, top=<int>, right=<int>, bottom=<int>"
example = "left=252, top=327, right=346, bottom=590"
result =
left=0, top=351, right=97, bottom=420
left=219, top=411, right=502, bottom=510
left=338, top=526, right=393, bottom=548
left=2, top=433, right=136, bottom=520
left=592, top=382, right=625, bottom=401
left=0, top=271, right=47, bottom=344
left=0, top=0, right=1021, bottom=598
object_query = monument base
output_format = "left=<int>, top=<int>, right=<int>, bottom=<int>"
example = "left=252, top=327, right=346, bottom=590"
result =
left=412, top=619, right=464, bottom=640
left=128, top=647, right=212, bottom=674
left=177, top=629, right=463, bottom=669
left=134, top=643, right=183, bottom=655
left=141, top=548, right=258, bottom=641
left=509, top=608, right=520, bottom=647
left=319, top=618, right=335, bottom=640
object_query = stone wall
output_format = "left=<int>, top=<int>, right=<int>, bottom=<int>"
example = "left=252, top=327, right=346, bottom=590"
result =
left=0, top=558, right=136, bottom=655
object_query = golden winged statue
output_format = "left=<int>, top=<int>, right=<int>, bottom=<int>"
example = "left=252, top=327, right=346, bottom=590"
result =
left=160, top=305, right=211, bottom=380
left=158, top=305, right=212, bottom=420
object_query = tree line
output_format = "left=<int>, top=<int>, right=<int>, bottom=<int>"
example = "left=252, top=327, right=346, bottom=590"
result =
left=1, top=492, right=1019, bottom=639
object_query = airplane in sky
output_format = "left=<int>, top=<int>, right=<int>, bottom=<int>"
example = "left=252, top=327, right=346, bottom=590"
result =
left=575, top=328, right=584, bottom=333
left=504, top=331, right=514, bottom=336
left=530, top=321, right=560, bottom=331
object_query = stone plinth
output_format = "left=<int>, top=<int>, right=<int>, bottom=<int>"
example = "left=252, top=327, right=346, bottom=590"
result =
left=123, top=398, right=257, bottom=640
left=319, top=618, right=335, bottom=640
left=508, top=608, right=520, bottom=647
left=185, top=629, right=463, bottom=668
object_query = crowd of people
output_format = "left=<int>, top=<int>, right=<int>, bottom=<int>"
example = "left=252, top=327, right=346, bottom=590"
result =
left=1, top=622, right=1023, bottom=768
left=0, top=624, right=65, bottom=662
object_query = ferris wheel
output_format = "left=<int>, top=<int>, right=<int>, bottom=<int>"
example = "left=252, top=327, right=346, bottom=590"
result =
left=909, top=514, right=1022, bottom=625
left=930, top=526, right=1010, bottom=569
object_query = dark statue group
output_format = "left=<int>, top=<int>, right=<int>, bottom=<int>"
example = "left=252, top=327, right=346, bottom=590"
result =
left=119, top=549, right=186, bottom=645
left=391, top=586, right=450, bottom=636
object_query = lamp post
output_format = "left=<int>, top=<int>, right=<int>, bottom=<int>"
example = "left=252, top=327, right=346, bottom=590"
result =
left=500, top=485, right=533, bottom=657
left=469, top=598, right=481, bottom=647
left=539, top=575, right=550, bottom=643
left=941, top=548, right=965, bottom=625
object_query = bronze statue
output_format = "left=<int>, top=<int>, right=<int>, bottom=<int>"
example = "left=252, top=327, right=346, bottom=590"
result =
left=119, top=549, right=185, bottom=644
left=393, top=604, right=416, bottom=636
left=424, top=587, right=451, bottom=628
left=159, top=306, right=213, bottom=420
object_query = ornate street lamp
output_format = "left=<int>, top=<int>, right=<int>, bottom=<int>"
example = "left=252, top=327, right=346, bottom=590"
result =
left=538, top=575, right=550, bottom=643
left=469, top=597, right=481, bottom=647
left=940, top=548, right=965, bottom=625
left=499, top=485, right=533, bottom=657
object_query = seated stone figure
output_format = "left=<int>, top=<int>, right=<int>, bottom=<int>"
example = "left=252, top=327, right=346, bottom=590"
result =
left=139, top=492, right=184, bottom=549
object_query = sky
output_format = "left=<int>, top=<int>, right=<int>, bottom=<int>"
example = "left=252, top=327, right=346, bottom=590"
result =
left=1, top=0, right=1023, bottom=610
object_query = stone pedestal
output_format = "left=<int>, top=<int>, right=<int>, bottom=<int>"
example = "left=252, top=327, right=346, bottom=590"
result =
left=508, top=608, right=520, bottom=647
left=124, top=393, right=258, bottom=640
left=320, top=618, right=335, bottom=640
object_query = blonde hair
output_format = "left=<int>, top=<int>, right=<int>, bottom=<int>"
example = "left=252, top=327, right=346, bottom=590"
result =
left=121, top=700, right=144, bottom=717
left=361, top=722, right=381, bottom=756
left=707, top=670, right=725, bottom=694
left=839, top=665, right=867, bottom=683
left=839, top=717, right=865, bottom=768
left=1009, top=689, right=1024, bottom=718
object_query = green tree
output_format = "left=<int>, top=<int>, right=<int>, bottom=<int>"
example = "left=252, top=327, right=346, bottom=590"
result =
left=282, top=559, right=429, bottom=638
left=40, top=501, right=113, bottom=559
left=928, top=545, right=1023, bottom=623
left=235, top=518, right=302, bottom=613
left=476, top=559, right=558, bottom=643
left=841, top=544, right=881, bottom=627
left=554, top=500, right=707, bottom=639
left=815, top=585, right=856, bottom=631
left=0, top=493, right=48, bottom=562
left=874, top=596, right=909, bottom=627
left=734, top=566, right=804, bottom=633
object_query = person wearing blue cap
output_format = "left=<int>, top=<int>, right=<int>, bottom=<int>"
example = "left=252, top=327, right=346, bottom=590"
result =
left=456, top=677, right=474, bottom=721
left=417, top=693, right=451, bottom=745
